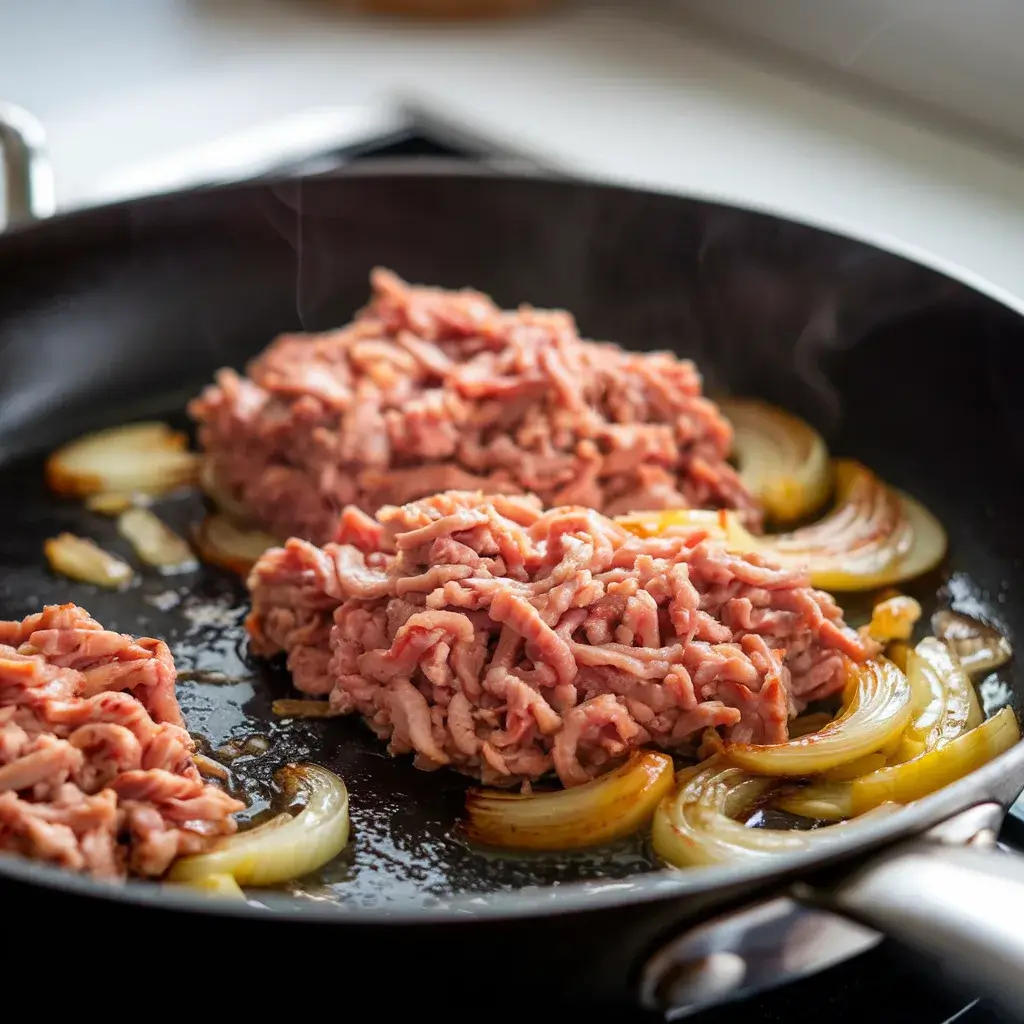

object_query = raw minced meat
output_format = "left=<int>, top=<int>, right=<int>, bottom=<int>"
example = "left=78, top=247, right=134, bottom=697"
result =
left=0, top=604, right=243, bottom=878
left=191, top=269, right=759, bottom=545
left=247, top=491, right=875, bottom=788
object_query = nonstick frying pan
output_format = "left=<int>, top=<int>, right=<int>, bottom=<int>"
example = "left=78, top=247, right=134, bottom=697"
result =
left=4, top=107, right=1024, bottom=1019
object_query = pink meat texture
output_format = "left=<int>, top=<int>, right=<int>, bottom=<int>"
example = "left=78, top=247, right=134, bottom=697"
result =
left=0, top=605, right=243, bottom=879
left=247, top=492, right=876, bottom=788
left=190, top=268, right=759, bottom=545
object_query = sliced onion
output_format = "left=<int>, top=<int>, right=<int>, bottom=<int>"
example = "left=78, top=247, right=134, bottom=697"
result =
left=44, top=533, right=134, bottom=589
left=179, top=873, right=247, bottom=899
left=616, top=460, right=947, bottom=592
left=464, top=751, right=674, bottom=850
left=46, top=421, right=198, bottom=498
left=723, top=658, right=911, bottom=776
left=169, top=763, right=349, bottom=886
left=778, top=706, right=1020, bottom=821
left=819, top=636, right=981, bottom=782
left=932, top=609, right=1013, bottom=678
left=866, top=594, right=922, bottom=643
left=885, top=640, right=910, bottom=673
left=272, top=699, right=338, bottom=719
left=199, top=458, right=254, bottom=524
left=193, top=514, right=279, bottom=576
left=651, top=757, right=898, bottom=867
left=764, top=461, right=946, bottom=591
left=897, top=637, right=981, bottom=761
left=614, top=508, right=741, bottom=545
left=85, top=493, right=139, bottom=515
left=719, top=398, right=831, bottom=525
left=788, top=712, right=837, bottom=739
left=194, top=752, right=231, bottom=782
left=117, top=508, right=197, bottom=573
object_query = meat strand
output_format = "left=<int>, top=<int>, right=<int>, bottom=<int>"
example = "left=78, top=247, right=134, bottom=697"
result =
left=190, top=269, right=760, bottom=543
left=247, top=492, right=876, bottom=787
left=0, top=604, right=243, bottom=879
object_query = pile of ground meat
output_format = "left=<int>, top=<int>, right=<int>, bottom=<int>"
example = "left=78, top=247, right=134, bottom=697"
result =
left=191, top=268, right=759, bottom=546
left=247, top=491, right=875, bottom=788
left=0, top=604, right=243, bottom=879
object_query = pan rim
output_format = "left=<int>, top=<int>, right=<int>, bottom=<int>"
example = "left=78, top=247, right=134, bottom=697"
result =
left=1, top=162, right=1023, bottom=920
left=1, top=740, right=1021, bottom=922
left=5, top=156, right=1024, bottom=322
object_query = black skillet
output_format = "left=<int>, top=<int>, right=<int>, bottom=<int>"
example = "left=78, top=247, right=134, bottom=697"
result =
left=4, top=107, right=1024, bottom=1019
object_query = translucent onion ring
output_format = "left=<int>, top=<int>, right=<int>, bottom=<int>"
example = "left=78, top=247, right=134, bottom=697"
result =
left=932, top=610, right=1014, bottom=679
left=651, top=757, right=897, bottom=868
left=778, top=706, right=1020, bottom=821
left=46, top=421, right=198, bottom=498
left=723, top=658, right=912, bottom=776
left=616, top=460, right=947, bottom=592
left=169, top=763, right=349, bottom=886
left=117, top=508, right=197, bottom=573
left=193, top=514, right=279, bottom=576
left=44, top=533, right=134, bottom=589
left=464, top=751, right=674, bottom=850
left=719, top=398, right=831, bottom=525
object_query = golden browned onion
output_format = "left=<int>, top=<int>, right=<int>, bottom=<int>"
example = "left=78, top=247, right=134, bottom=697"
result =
left=464, top=751, right=674, bottom=850
left=272, top=699, right=338, bottom=718
left=778, top=706, right=1019, bottom=821
left=193, top=514, right=279, bottom=576
left=169, top=763, right=349, bottom=886
left=46, top=421, right=198, bottom=498
left=651, top=757, right=898, bottom=867
left=617, top=460, right=946, bottom=592
left=866, top=594, right=922, bottom=643
left=117, top=508, right=197, bottom=573
left=85, top=493, right=138, bottom=516
left=719, top=398, right=831, bottom=525
left=932, top=609, right=1013, bottom=678
left=723, top=658, right=911, bottom=776
left=44, top=533, right=134, bottom=588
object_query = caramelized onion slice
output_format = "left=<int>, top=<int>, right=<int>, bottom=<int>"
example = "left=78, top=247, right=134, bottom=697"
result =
left=866, top=594, right=922, bottom=643
left=169, top=763, right=349, bottom=886
left=85, top=493, right=139, bottom=516
left=932, top=609, right=1013, bottom=678
left=825, top=636, right=983, bottom=780
left=895, top=637, right=981, bottom=763
left=719, top=398, right=831, bottom=525
left=117, top=508, right=197, bottom=573
left=44, top=533, right=134, bottom=589
left=778, top=706, right=1020, bottom=821
left=46, top=421, right=198, bottom=497
left=765, top=460, right=946, bottom=591
left=464, top=751, right=674, bottom=850
left=723, top=659, right=911, bottom=776
left=651, top=757, right=897, bottom=867
left=614, top=508, right=740, bottom=545
left=194, top=514, right=278, bottom=575
left=272, top=699, right=338, bottom=719
left=616, top=460, right=947, bottom=592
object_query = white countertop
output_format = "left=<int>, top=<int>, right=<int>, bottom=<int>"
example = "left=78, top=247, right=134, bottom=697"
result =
left=4, top=0, right=1024, bottom=313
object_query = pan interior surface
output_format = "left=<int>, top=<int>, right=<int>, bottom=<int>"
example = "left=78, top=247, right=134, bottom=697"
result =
left=0, top=172, right=1022, bottom=910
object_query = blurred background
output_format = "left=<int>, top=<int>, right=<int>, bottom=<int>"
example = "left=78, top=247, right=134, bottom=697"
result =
left=4, top=0, right=1024, bottom=300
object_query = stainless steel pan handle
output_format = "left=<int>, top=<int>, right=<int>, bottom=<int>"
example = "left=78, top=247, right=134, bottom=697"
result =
left=642, top=803, right=1024, bottom=1019
left=0, top=102, right=56, bottom=229
left=811, top=815, right=1024, bottom=1017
